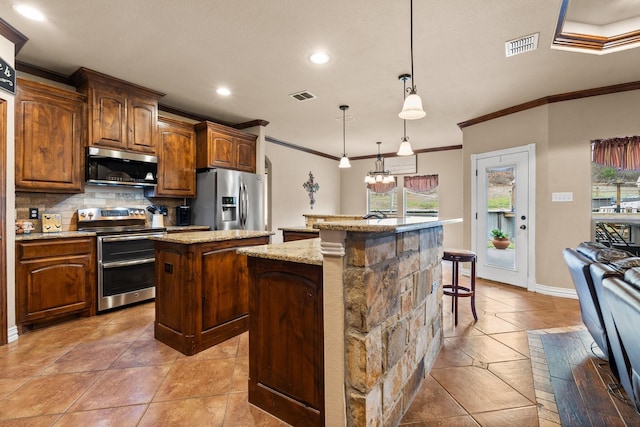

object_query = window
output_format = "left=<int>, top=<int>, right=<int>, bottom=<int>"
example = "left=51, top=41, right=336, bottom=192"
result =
left=365, top=175, right=439, bottom=216
left=367, top=187, right=397, bottom=214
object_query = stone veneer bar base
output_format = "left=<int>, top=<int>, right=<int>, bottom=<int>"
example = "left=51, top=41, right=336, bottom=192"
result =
left=322, top=224, right=444, bottom=426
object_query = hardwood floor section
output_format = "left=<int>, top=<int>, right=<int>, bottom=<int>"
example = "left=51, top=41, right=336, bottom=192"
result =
left=0, top=263, right=637, bottom=425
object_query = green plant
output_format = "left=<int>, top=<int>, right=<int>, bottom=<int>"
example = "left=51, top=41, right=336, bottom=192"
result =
left=490, top=229, right=509, bottom=239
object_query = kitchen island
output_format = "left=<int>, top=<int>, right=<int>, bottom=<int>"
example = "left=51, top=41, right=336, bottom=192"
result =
left=239, top=217, right=461, bottom=426
left=151, top=230, right=272, bottom=355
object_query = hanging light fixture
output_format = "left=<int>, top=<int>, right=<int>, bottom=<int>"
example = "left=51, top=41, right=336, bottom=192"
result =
left=364, top=142, right=396, bottom=185
left=399, top=0, right=426, bottom=120
left=397, top=73, right=414, bottom=156
left=338, top=105, right=351, bottom=168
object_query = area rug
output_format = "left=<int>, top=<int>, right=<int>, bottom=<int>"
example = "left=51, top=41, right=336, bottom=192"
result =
left=527, top=326, right=640, bottom=427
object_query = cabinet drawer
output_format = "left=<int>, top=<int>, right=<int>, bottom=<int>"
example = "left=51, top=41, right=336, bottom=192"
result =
left=18, top=238, right=94, bottom=260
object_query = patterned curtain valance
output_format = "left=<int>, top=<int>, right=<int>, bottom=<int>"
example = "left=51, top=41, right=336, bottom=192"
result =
left=367, top=179, right=396, bottom=194
left=592, top=136, right=640, bottom=170
left=403, top=174, right=439, bottom=192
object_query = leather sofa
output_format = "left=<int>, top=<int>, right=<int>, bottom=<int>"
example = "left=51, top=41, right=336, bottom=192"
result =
left=602, top=269, right=640, bottom=413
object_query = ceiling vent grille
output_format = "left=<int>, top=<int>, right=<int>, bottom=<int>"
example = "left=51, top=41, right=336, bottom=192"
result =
left=505, top=33, right=539, bottom=57
left=289, top=90, right=317, bottom=102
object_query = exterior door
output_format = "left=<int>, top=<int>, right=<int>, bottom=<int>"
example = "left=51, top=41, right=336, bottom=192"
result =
left=472, top=144, right=535, bottom=289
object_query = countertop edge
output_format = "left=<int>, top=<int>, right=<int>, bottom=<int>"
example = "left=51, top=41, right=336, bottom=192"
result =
left=314, top=217, right=462, bottom=233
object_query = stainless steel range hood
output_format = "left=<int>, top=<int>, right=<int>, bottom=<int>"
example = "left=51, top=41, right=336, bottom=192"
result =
left=86, top=147, right=158, bottom=188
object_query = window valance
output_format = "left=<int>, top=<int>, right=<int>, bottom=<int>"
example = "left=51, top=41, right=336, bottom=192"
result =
left=592, top=136, right=640, bottom=170
left=367, top=180, right=396, bottom=194
left=403, top=174, right=439, bottom=192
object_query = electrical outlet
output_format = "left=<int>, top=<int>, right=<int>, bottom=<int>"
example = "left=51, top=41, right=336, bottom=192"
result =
left=29, top=208, right=39, bottom=219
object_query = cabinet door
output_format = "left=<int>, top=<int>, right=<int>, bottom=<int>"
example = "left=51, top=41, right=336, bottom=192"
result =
left=15, top=80, right=85, bottom=193
left=156, top=118, right=196, bottom=197
left=235, top=135, right=257, bottom=173
left=128, top=95, right=158, bottom=154
left=16, top=238, right=95, bottom=327
left=207, top=130, right=235, bottom=169
left=201, top=248, right=248, bottom=330
left=90, top=84, right=128, bottom=150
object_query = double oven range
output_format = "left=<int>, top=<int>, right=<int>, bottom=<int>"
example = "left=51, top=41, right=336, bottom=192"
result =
left=77, top=207, right=165, bottom=312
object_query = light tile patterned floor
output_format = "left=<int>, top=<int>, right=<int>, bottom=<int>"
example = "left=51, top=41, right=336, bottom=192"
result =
left=0, top=265, right=617, bottom=426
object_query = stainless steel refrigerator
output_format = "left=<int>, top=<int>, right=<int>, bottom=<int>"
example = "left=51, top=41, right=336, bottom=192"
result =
left=192, top=169, right=265, bottom=231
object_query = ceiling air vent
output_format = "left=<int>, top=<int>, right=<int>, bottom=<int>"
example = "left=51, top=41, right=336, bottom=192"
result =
left=505, top=33, right=539, bottom=57
left=289, top=90, right=317, bottom=102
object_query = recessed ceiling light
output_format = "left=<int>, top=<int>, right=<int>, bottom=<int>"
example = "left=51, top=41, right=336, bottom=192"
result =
left=309, top=52, right=330, bottom=64
left=13, top=4, right=46, bottom=21
left=216, top=87, right=231, bottom=96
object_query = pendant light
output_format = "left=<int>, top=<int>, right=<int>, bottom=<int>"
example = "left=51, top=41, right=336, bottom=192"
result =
left=397, top=74, right=414, bottom=156
left=338, top=105, right=351, bottom=168
left=399, top=0, right=426, bottom=120
left=365, top=142, right=395, bottom=185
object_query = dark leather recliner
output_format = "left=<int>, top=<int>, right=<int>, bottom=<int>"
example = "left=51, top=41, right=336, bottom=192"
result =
left=563, top=248, right=611, bottom=360
left=602, top=270, right=640, bottom=413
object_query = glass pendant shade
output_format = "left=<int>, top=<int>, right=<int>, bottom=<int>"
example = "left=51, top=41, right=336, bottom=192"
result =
left=338, top=156, right=351, bottom=168
left=399, top=91, right=426, bottom=120
left=397, top=138, right=414, bottom=156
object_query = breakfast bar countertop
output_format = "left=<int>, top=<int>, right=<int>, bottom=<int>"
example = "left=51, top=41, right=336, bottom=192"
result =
left=150, top=230, right=274, bottom=245
left=237, top=237, right=322, bottom=265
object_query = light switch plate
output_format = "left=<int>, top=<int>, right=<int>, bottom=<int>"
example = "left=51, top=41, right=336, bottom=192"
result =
left=552, top=192, right=573, bottom=202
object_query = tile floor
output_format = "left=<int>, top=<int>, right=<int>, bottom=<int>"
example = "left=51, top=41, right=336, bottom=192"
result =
left=0, top=266, right=598, bottom=426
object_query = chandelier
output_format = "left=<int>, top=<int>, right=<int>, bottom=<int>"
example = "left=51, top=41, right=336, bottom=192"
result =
left=364, top=142, right=395, bottom=185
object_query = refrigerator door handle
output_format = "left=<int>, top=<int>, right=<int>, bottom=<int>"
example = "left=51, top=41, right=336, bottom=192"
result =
left=239, top=184, right=245, bottom=229
left=242, top=183, right=249, bottom=228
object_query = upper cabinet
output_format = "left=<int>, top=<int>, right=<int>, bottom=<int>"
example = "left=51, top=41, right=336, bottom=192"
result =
left=15, top=78, right=86, bottom=193
left=145, top=116, right=196, bottom=198
left=71, top=67, right=165, bottom=155
left=195, top=121, right=257, bottom=173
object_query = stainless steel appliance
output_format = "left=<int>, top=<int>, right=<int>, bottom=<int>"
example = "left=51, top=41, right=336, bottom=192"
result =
left=77, top=207, right=165, bottom=312
left=192, top=169, right=265, bottom=231
left=86, top=147, right=158, bottom=188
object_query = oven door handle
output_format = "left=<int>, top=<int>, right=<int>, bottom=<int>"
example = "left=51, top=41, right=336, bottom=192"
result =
left=101, top=257, right=155, bottom=269
left=99, top=234, right=163, bottom=243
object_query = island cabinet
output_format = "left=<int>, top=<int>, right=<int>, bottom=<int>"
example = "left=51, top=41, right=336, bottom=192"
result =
left=144, top=116, right=196, bottom=198
left=71, top=67, right=165, bottom=155
left=195, top=121, right=257, bottom=173
left=15, top=78, right=86, bottom=193
left=243, top=240, right=324, bottom=427
left=15, top=237, right=96, bottom=333
left=153, top=231, right=271, bottom=355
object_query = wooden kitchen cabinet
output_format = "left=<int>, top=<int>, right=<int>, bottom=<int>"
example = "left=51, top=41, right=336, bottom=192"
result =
left=15, top=78, right=86, bottom=193
left=154, top=234, right=270, bottom=355
left=72, top=67, right=164, bottom=155
left=145, top=116, right=196, bottom=198
left=195, top=121, right=257, bottom=172
left=248, top=256, right=324, bottom=426
left=16, top=237, right=96, bottom=332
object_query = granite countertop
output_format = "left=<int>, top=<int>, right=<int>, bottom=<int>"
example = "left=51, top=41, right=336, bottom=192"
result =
left=151, top=230, right=274, bottom=244
left=15, top=231, right=97, bottom=241
left=314, top=216, right=463, bottom=233
left=278, top=226, right=320, bottom=233
left=302, top=214, right=363, bottom=219
left=237, top=238, right=322, bottom=266
left=165, top=225, right=210, bottom=232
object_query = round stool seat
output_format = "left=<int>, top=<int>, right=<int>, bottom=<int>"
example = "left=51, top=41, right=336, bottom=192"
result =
left=442, top=248, right=477, bottom=326
left=443, top=248, right=476, bottom=262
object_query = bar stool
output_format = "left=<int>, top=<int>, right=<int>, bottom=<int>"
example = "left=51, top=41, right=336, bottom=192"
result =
left=443, top=248, right=477, bottom=326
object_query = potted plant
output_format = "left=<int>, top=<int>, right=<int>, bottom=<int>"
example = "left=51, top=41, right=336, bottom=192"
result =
left=491, top=229, right=510, bottom=249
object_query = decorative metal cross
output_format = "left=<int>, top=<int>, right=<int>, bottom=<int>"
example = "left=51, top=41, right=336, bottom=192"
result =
left=302, top=171, right=320, bottom=210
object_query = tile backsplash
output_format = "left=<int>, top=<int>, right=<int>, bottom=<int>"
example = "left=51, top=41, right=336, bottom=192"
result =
left=16, top=187, right=188, bottom=232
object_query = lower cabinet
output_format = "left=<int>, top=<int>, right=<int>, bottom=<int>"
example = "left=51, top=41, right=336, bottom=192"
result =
left=248, top=257, right=324, bottom=427
left=16, top=237, right=96, bottom=332
left=154, top=236, right=270, bottom=355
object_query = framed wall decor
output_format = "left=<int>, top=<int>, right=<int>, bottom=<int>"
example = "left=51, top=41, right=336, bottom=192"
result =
left=385, top=155, right=416, bottom=174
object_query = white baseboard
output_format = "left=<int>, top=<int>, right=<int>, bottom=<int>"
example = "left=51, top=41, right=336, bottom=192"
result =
left=7, top=326, right=18, bottom=343
left=535, top=283, right=578, bottom=299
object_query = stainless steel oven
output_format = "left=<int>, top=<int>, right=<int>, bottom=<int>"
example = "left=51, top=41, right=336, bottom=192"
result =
left=97, top=231, right=164, bottom=312
left=78, top=207, right=165, bottom=312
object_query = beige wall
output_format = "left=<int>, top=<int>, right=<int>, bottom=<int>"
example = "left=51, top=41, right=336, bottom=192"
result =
left=265, top=142, right=341, bottom=243
left=340, top=149, right=464, bottom=249
left=462, top=90, right=640, bottom=290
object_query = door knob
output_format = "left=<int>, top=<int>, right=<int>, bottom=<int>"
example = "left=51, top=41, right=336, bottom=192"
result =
left=520, top=224, right=527, bottom=230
